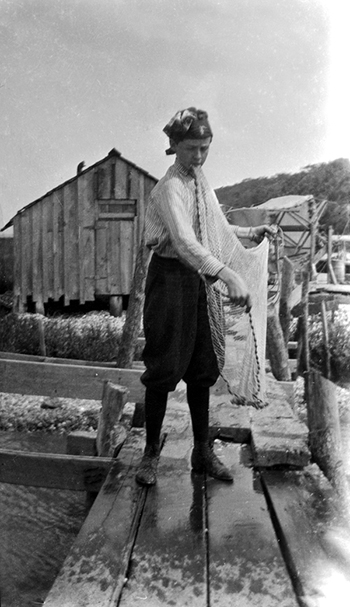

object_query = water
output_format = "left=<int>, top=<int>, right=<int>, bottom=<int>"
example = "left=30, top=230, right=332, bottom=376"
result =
left=0, top=432, right=88, bottom=607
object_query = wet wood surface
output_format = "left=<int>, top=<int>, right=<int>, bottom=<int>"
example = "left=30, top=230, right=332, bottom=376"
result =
left=260, top=467, right=350, bottom=607
left=119, top=433, right=207, bottom=606
left=207, top=442, right=298, bottom=607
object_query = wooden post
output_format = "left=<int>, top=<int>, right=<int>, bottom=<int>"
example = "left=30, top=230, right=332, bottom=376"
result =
left=96, top=381, right=128, bottom=457
left=266, top=303, right=291, bottom=381
left=109, top=295, right=123, bottom=317
left=116, top=233, right=150, bottom=369
left=35, top=299, right=45, bottom=315
left=308, top=198, right=317, bottom=281
left=37, top=315, right=46, bottom=357
left=279, top=256, right=294, bottom=347
left=327, top=225, right=338, bottom=285
left=308, top=370, right=350, bottom=518
left=320, top=299, right=331, bottom=379
left=300, top=268, right=311, bottom=403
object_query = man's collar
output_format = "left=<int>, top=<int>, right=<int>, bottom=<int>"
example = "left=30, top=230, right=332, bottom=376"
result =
left=174, top=158, right=194, bottom=178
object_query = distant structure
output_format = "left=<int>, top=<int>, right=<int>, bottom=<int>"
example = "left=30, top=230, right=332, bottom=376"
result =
left=226, top=195, right=327, bottom=262
left=1, top=148, right=157, bottom=315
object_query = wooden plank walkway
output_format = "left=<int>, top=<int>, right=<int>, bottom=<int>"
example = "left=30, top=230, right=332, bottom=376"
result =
left=41, top=383, right=350, bottom=607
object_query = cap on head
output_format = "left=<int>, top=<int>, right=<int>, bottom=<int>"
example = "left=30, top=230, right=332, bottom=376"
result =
left=163, top=107, right=213, bottom=155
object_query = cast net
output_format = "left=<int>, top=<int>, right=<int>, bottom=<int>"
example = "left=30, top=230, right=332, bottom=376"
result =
left=193, top=167, right=279, bottom=409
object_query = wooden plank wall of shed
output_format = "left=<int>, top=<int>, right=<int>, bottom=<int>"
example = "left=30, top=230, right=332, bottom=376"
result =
left=96, top=157, right=135, bottom=297
left=13, top=154, right=156, bottom=311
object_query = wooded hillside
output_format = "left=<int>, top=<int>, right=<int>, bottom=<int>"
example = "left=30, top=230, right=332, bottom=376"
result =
left=216, top=158, right=350, bottom=234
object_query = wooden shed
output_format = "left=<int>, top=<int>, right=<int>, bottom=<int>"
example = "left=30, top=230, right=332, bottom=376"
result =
left=1, top=149, right=157, bottom=314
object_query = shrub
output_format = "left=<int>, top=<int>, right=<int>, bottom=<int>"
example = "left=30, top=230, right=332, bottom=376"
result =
left=308, top=308, right=350, bottom=382
left=0, top=312, right=127, bottom=362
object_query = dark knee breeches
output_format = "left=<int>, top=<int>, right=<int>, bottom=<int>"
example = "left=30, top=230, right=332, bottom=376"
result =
left=141, top=254, right=220, bottom=392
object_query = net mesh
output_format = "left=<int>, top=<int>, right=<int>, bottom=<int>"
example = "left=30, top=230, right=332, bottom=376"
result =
left=193, top=168, right=270, bottom=408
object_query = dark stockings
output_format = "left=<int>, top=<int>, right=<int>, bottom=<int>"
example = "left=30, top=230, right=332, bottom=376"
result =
left=187, top=384, right=209, bottom=443
left=144, top=385, right=210, bottom=446
left=145, top=388, right=168, bottom=446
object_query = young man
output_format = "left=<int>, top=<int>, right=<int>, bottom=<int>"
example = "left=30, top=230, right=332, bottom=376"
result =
left=136, top=107, right=273, bottom=485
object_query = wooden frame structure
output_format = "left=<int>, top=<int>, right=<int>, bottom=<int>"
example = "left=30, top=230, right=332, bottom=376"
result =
left=1, top=149, right=157, bottom=314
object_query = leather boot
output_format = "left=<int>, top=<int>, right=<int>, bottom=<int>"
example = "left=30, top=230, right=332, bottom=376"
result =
left=191, top=441, right=233, bottom=482
left=136, top=443, right=160, bottom=485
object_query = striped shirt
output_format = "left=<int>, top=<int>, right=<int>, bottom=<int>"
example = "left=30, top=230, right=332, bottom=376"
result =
left=145, top=159, right=239, bottom=280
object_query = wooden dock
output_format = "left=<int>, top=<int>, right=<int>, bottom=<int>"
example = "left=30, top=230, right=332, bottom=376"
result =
left=39, top=380, right=350, bottom=607
left=1, top=348, right=350, bottom=606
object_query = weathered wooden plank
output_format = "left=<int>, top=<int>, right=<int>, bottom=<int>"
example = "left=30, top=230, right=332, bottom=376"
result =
left=66, top=430, right=97, bottom=456
left=0, top=351, right=121, bottom=367
left=96, top=381, right=128, bottom=456
left=83, top=227, right=95, bottom=300
left=78, top=170, right=96, bottom=303
left=32, top=199, right=44, bottom=310
left=20, top=211, right=31, bottom=301
left=43, top=428, right=147, bottom=607
left=0, top=358, right=144, bottom=401
left=95, top=221, right=108, bottom=295
left=128, top=165, right=140, bottom=199
left=260, top=466, right=350, bottom=606
left=307, top=370, right=350, bottom=512
left=119, top=433, right=207, bottom=606
left=208, top=442, right=298, bottom=607
left=42, top=194, right=54, bottom=302
left=251, top=382, right=310, bottom=467
left=28, top=209, right=35, bottom=299
left=120, top=219, right=134, bottom=293
left=137, top=173, right=145, bottom=246
left=107, top=220, right=122, bottom=293
left=209, top=394, right=251, bottom=443
left=53, top=188, right=64, bottom=300
left=78, top=169, right=96, bottom=228
left=63, top=180, right=79, bottom=304
left=0, top=449, right=112, bottom=491
left=12, top=214, right=21, bottom=310
left=97, top=165, right=111, bottom=199
left=114, top=157, right=128, bottom=198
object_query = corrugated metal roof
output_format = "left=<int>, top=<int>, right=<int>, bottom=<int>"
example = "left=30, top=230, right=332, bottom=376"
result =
left=257, top=195, right=313, bottom=210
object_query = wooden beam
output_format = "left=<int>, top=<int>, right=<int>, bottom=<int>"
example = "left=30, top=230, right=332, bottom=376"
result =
left=0, top=449, right=112, bottom=491
left=0, top=351, right=120, bottom=367
left=0, top=358, right=145, bottom=402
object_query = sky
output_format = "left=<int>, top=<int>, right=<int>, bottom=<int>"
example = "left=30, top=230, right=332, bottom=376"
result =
left=0, top=0, right=349, bottom=232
